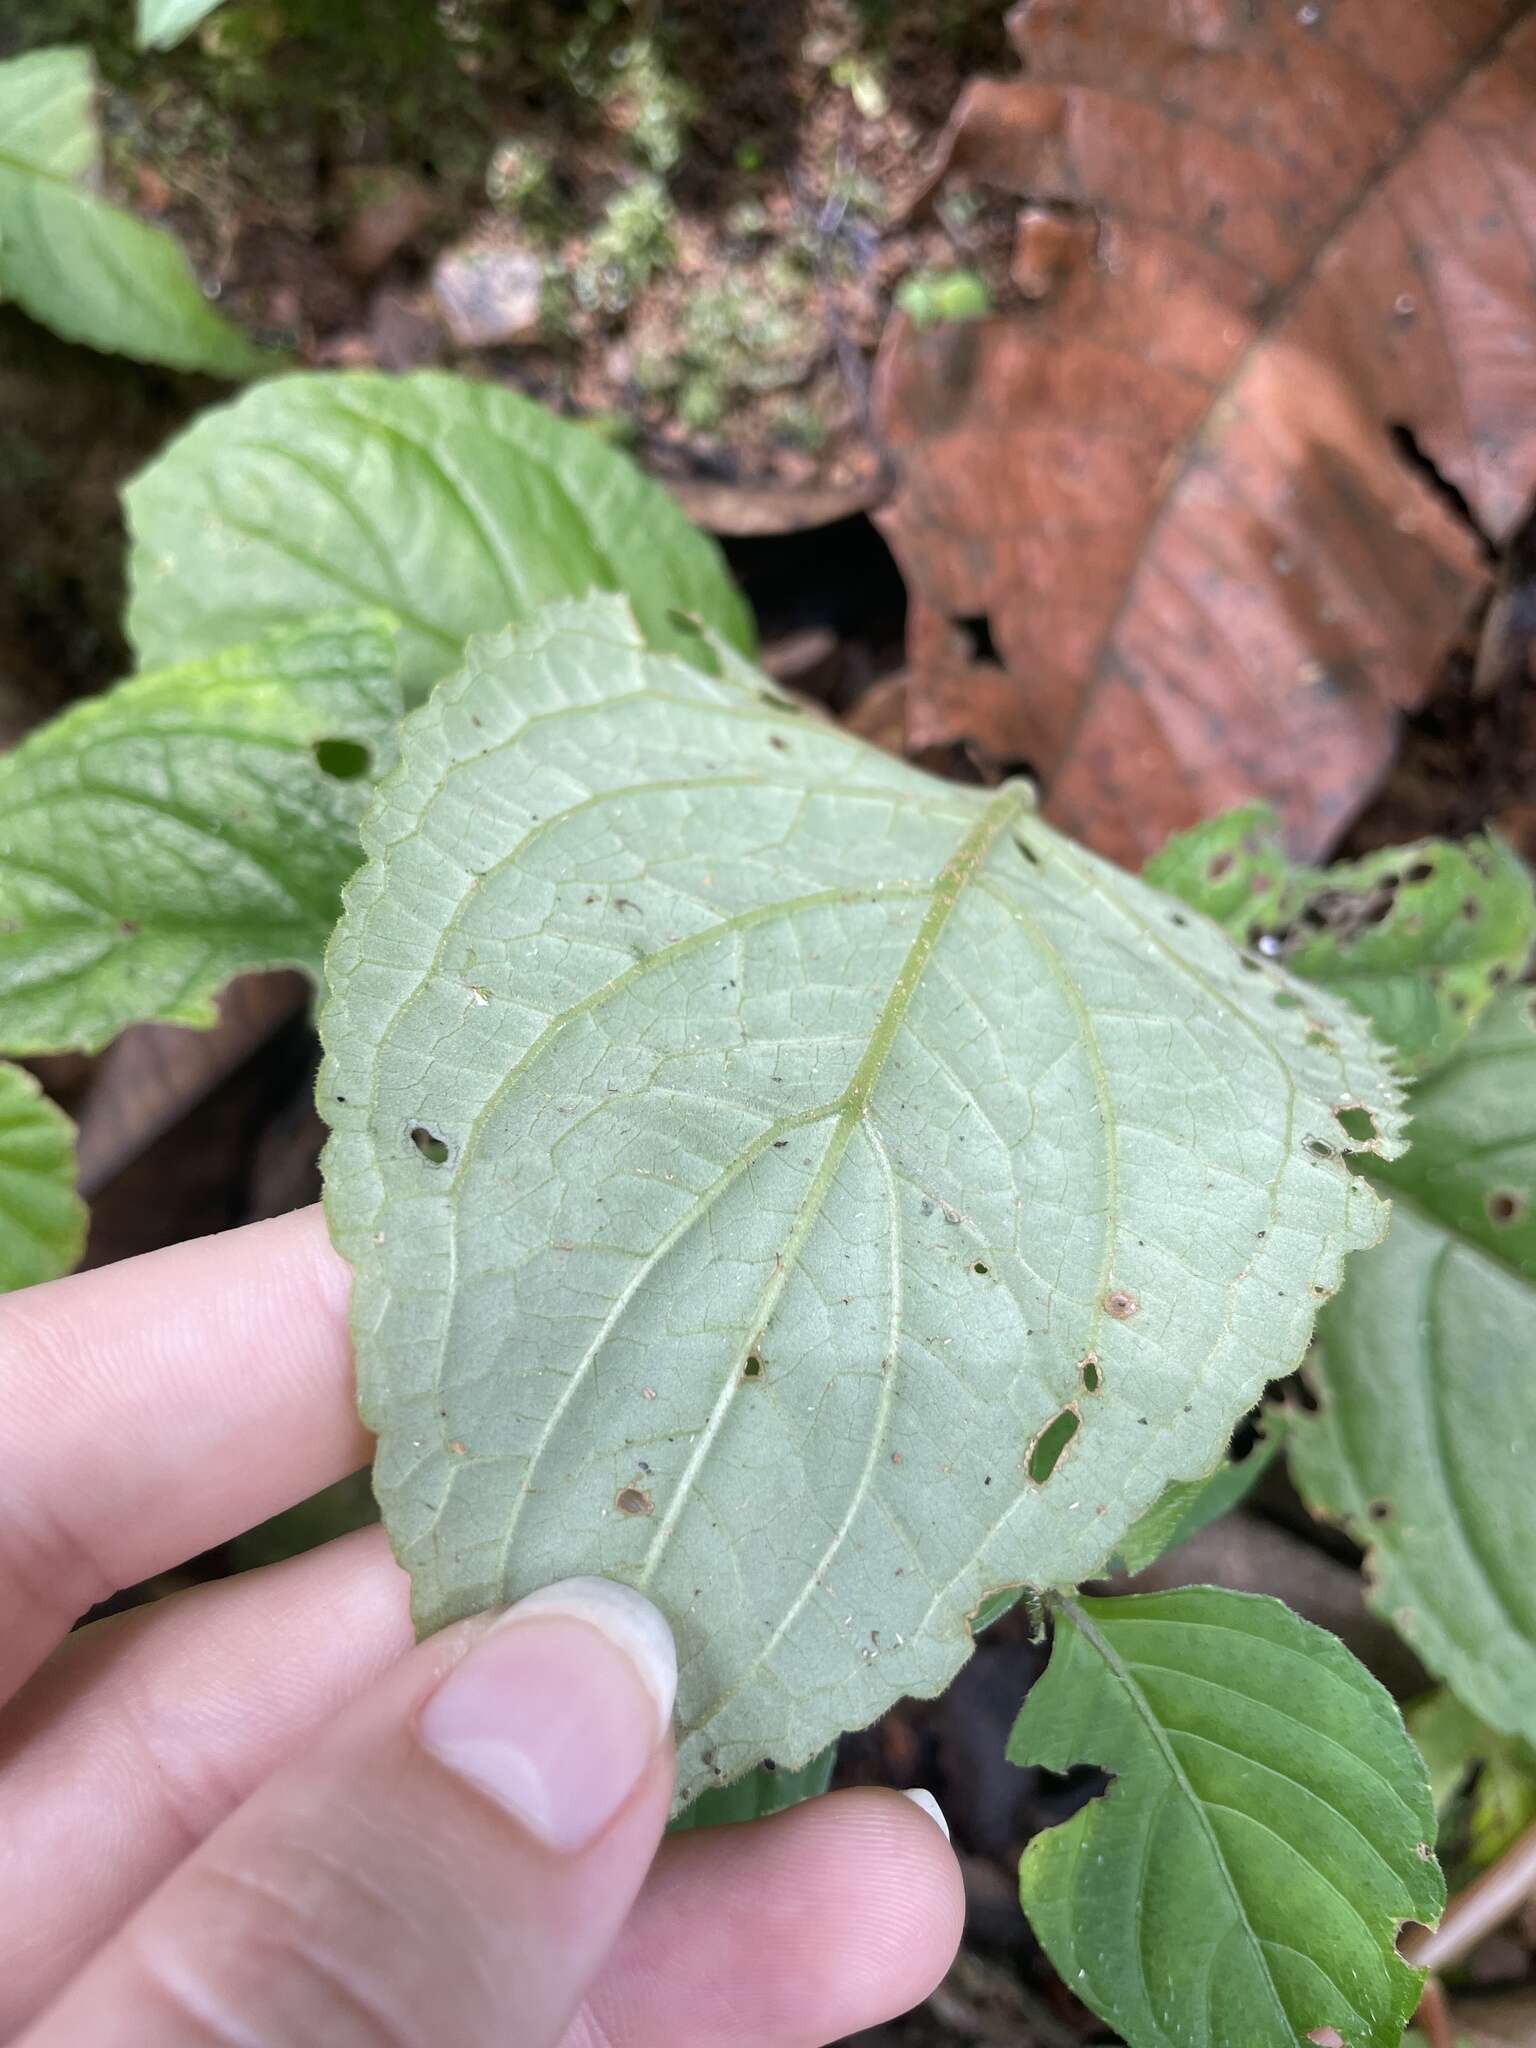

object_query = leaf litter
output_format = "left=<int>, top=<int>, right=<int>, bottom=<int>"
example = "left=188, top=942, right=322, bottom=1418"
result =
left=871, top=0, right=1536, bottom=867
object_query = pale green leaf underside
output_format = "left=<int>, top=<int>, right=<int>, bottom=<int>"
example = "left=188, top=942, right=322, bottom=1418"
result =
left=1290, top=988, right=1536, bottom=1750
left=1011, top=1589, right=1442, bottom=2048
left=136, top=0, right=225, bottom=50
left=124, top=369, right=754, bottom=704
left=0, top=614, right=401, bottom=1056
left=0, top=47, right=262, bottom=377
left=0, top=1061, right=85, bottom=1292
left=319, top=597, right=1404, bottom=1809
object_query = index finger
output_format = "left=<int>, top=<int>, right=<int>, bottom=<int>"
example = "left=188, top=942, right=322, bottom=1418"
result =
left=0, top=1206, right=367, bottom=1700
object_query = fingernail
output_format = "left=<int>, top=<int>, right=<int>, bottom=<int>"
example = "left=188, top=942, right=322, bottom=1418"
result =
left=419, top=1577, right=677, bottom=1853
left=902, top=1788, right=951, bottom=1841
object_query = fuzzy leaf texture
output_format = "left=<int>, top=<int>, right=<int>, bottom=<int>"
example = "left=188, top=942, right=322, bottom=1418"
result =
left=1290, top=986, right=1536, bottom=1748
left=0, top=1063, right=84, bottom=1292
left=0, top=615, right=401, bottom=1056
left=136, top=0, right=225, bottom=51
left=1145, top=807, right=1536, bottom=1074
left=1010, top=1589, right=1443, bottom=2048
left=319, top=595, right=1406, bottom=1809
left=125, top=370, right=754, bottom=703
left=0, top=46, right=262, bottom=376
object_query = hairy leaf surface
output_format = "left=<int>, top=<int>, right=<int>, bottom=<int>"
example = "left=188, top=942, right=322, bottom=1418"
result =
left=0, top=47, right=262, bottom=376
left=1291, top=987, right=1536, bottom=1748
left=320, top=596, right=1404, bottom=1808
left=125, top=370, right=753, bottom=701
left=1010, top=1588, right=1443, bottom=2048
left=136, top=0, right=225, bottom=50
left=0, top=1062, right=84, bottom=1292
left=0, top=615, right=400, bottom=1055
left=1146, top=807, right=1536, bottom=1074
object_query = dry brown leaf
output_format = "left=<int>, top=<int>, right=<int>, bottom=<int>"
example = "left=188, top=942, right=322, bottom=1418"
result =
left=874, top=1, right=1536, bottom=865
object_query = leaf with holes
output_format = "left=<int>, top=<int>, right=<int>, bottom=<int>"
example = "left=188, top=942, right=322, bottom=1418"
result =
left=0, top=1062, right=84, bottom=1292
left=873, top=4, right=1536, bottom=866
left=319, top=594, right=1405, bottom=1809
left=1145, top=808, right=1536, bottom=1074
left=0, top=46, right=263, bottom=377
left=125, top=370, right=754, bottom=704
left=136, top=0, right=225, bottom=50
left=1290, top=985, right=1536, bottom=1748
left=0, top=614, right=400, bottom=1056
left=1010, top=1588, right=1443, bottom=2048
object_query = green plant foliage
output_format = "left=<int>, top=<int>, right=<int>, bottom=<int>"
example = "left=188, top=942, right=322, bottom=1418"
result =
left=1113, top=1415, right=1288, bottom=1576
left=671, top=1745, right=837, bottom=1833
left=0, top=1061, right=85, bottom=1292
left=0, top=46, right=263, bottom=376
left=1011, top=1588, right=1443, bottom=2048
left=894, top=268, right=992, bottom=329
left=1409, top=1687, right=1536, bottom=1873
left=0, top=614, right=401, bottom=1056
left=135, top=0, right=225, bottom=50
left=124, top=370, right=753, bottom=703
left=1290, top=985, right=1536, bottom=1748
left=1145, top=806, right=1536, bottom=1074
left=320, top=594, right=1404, bottom=1811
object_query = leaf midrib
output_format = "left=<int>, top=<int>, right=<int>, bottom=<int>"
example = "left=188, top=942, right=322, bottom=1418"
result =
left=1060, top=1595, right=1294, bottom=2041
left=632, top=780, right=1032, bottom=1587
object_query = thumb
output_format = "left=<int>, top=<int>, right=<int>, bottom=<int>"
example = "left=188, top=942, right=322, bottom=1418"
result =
left=26, top=1578, right=677, bottom=2048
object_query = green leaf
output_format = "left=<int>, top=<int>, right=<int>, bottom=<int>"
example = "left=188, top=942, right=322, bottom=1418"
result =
left=1114, top=1415, right=1289, bottom=1577
left=0, top=1061, right=85, bottom=1291
left=319, top=594, right=1404, bottom=1810
left=1289, top=986, right=1536, bottom=1750
left=0, top=614, right=401, bottom=1056
left=1011, top=1588, right=1443, bottom=2048
left=1408, top=1688, right=1536, bottom=1871
left=1145, top=806, right=1536, bottom=1074
left=671, top=1745, right=837, bottom=1832
left=125, top=369, right=754, bottom=704
left=136, top=0, right=225, bottom=51
left=0, top=47, right=263, bottom=377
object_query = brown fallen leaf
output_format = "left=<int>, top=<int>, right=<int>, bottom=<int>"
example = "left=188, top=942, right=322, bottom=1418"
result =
left=874, top=1, right=1536, bottom=865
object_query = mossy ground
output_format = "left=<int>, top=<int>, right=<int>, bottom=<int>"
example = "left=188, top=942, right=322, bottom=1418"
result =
left=5, top=0, right=1010, bottom=499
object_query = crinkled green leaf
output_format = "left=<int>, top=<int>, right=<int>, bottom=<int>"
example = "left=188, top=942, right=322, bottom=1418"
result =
left=0, top=46, right=263, bottom=376
left=1146, top=806, right=1536, bottom=1075
left=0, top=1061, right=84, bottom=1292
left=0, top=614, right=401, bottom=1056
left=1290, top=986, right=1536, bottom=1749
left=136, top=0, right=225, bottom=51
left=671, top=1745, right=837, bottom=1833
left=1011, top=1588, right=1443, bottom=2048
left=319, top=594, right=1405, bottom=1809
left=1114, top=1415, right=1288, bottom=1577
left=125, top=369, right=754, bottom=703
left=1408, top=1688, right=1536, bottom=1872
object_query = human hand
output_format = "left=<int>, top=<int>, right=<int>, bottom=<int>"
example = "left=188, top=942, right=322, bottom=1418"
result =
left=0, top=1208, right=963, bottom=2045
